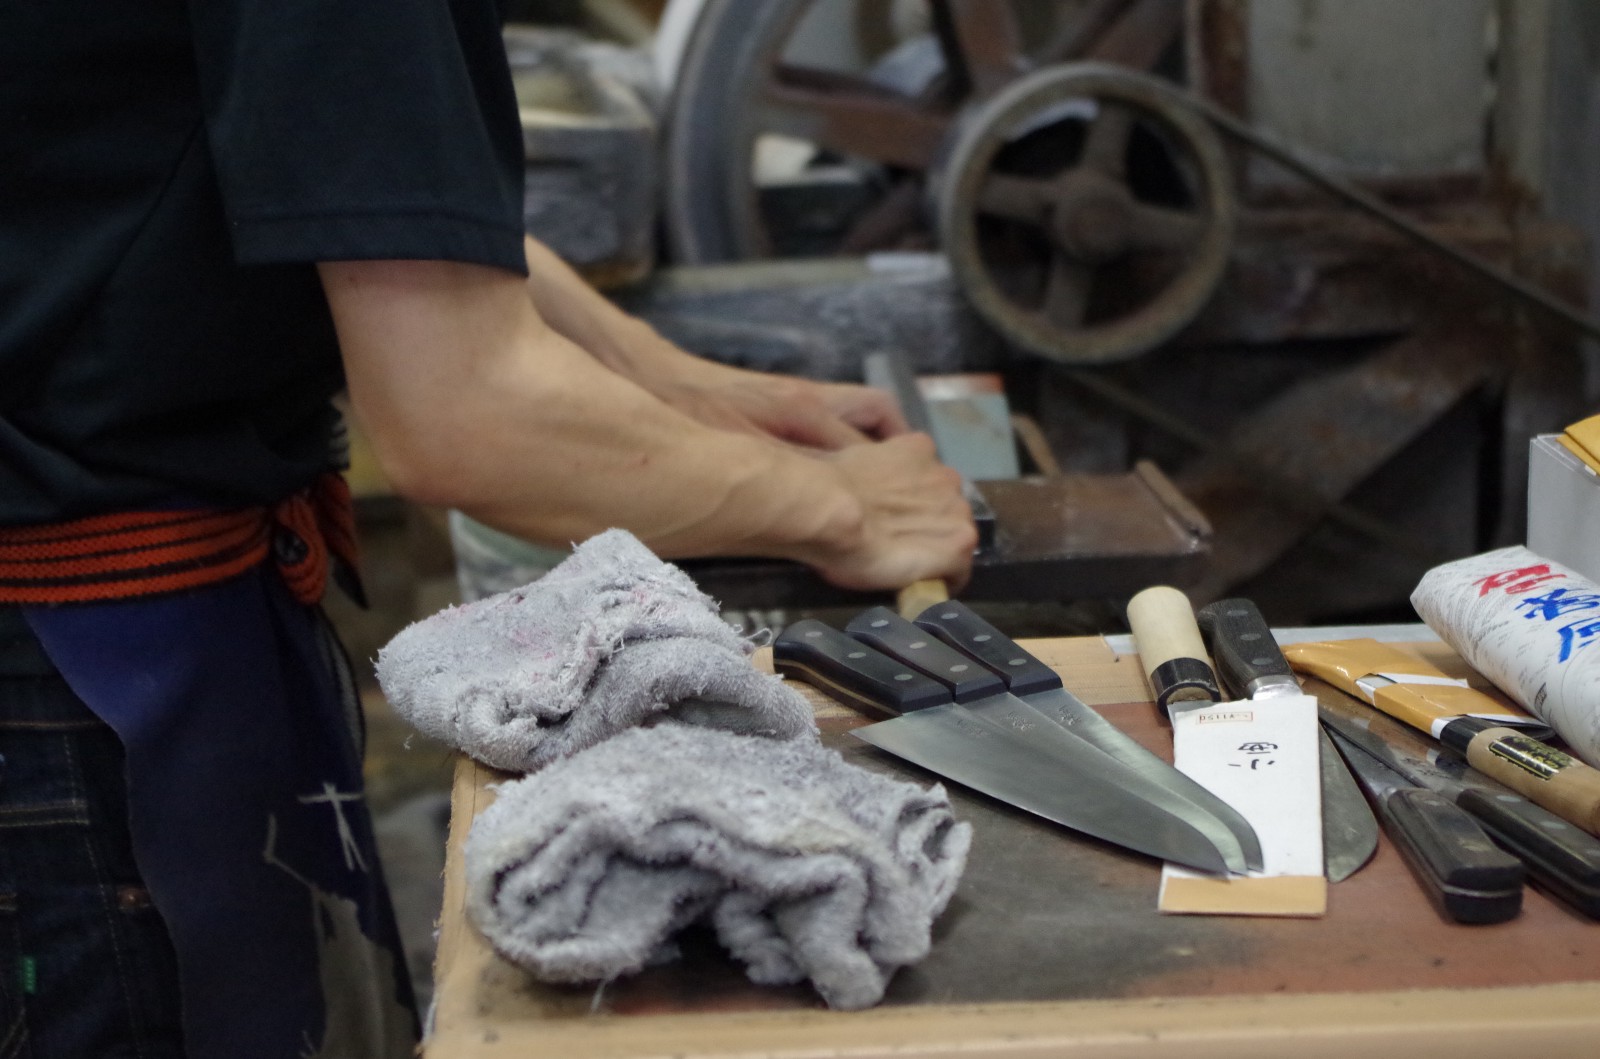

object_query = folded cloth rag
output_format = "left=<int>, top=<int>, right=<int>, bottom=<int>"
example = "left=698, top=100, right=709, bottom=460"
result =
left=465, top=724, right=972, bottom=1010
left=375, top=529, right=815, bottom=771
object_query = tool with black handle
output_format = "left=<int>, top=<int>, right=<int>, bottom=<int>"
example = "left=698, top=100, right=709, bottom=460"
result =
left=1313, top=679, right=1600, bottom=920
left=772, top=618, right=1242, bottom=874
left=908, top=599, right=1262, bottom=872
left=1197, top=599, right=1380, bottom=883
left=845, top=605, right=1254, bottom=874
left=1325, top=729, right=1523, bottom=924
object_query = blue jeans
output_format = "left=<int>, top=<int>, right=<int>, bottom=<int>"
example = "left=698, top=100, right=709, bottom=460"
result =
left=0, top=607, right=184, bottom=1059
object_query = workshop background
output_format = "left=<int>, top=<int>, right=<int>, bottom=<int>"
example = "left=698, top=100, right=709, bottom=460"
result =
left=344, top=0, right=1600, bottom=1009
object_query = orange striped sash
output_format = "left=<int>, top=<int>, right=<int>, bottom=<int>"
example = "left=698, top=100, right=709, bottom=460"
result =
left=0, top=474, right=361, bottom=606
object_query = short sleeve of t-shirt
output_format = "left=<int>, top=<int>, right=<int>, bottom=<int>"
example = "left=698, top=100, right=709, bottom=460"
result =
left=186, top=0, right=528, bottom=273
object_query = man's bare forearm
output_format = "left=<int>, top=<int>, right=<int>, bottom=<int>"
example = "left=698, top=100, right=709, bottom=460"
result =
left=519, top=235, right=684, bottom=383
left=320, top=257, right=863, bottom=560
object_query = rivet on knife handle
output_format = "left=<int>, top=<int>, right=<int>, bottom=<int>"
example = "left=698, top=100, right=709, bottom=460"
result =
left=910, top=600, right=1063, bottom=698
left=845, top=607, right=1008, bottom=703
left=1126, top=586, right=1221, bottom=711
left=773, top=620, right=951, bottom=720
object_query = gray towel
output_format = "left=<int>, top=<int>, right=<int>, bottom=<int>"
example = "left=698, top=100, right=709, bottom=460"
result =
left=375, top=529, right=815, bottom=771
left=465, top=724, right=972, bottom=1010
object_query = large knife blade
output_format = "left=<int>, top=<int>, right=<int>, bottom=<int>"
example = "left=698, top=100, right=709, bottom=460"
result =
left=1197, top=599, right=1380, bottom=883
left=904, top=600, right=1262, bottom=873
left=1324, top=729, right=1523, bottom=924
left=1312, top=679, right=1600, bottom=920
left=773, top=618, right=1239, bottom=874
left=846, top=605, right=1252, bottom=874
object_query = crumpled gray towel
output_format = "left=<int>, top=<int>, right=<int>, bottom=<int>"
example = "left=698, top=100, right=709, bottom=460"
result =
left=375, top=529, right=815, bottom=771
left=465, top=724, right=972, bottom=1010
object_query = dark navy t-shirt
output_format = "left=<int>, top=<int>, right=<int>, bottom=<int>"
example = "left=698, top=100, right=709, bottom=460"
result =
left=0, top=0, right=528, bottom=524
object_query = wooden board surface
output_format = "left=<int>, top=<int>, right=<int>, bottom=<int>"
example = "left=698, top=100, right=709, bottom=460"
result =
left=426, top=638, right=1600, bottom=1057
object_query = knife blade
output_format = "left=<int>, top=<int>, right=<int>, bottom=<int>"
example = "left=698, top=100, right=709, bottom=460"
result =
left=1312, top=679, right=1600, bottom=920
left=862, top=349, right=996, bottom=550
left=1126, top=587, right=1324, bottom=894
left=1197, top=598, right=1380, bottom=883
left=772, top=618, right=1239, bottom=874
left=906, top=599, right=1263, bottom=872
left=845, top=605, right=1253, bottom=874
left=1324, top=729, right=1523, bottom=924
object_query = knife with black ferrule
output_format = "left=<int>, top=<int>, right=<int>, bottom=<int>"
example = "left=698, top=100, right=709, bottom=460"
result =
left=1197, top=599, right=1380, bottom=883
left=1325, top=729, right=1523, bottom=924
left=905, top=600, right=1262, bottom=873
left=772, top=618, right=1241, bottom=874
left=1312, top=679, right=1600, bottom=920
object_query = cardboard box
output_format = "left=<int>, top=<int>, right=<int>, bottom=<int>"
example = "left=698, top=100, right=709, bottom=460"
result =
left=1528, top=432, right=1600, bottom=582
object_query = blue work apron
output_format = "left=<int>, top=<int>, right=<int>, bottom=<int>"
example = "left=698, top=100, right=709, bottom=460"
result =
left=23, top=567, right=417, bottom=1057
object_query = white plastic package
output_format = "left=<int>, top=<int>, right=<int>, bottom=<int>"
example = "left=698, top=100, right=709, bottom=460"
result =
left=1411, top=545, right=1600, bottom=768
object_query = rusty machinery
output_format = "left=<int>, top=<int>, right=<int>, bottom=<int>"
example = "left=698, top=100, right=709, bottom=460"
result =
left=653, top=0, right=1595, bottom=623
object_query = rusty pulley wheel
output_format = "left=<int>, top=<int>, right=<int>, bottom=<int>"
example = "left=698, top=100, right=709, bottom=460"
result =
left=936, top=62, right=1235, bottom=364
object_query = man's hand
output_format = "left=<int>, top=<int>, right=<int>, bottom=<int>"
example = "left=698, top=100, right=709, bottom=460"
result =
left=645, top=357, right=910, bottom=450
left=796, top=433, right=977, bottom=591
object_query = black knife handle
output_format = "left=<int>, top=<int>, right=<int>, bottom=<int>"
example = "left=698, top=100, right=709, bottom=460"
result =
left=1457, top=787, right=1600, bottom=920
left=772, top=619, right=952, bottom=720
left=910, top=600, right=1064, bottom=698
left=1196, top=598, right=1294, bottom=700
left=1380, top=787, right=1524, bottom=924
left=845, top=606, right=1008, bottom=703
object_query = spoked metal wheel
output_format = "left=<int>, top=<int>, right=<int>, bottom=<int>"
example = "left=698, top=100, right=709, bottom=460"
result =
left=662, top=0, right=1186, bottom=264
left=937, top=63, right=1234, bottom=363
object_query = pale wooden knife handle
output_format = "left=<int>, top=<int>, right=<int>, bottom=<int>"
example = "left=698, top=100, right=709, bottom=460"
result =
left=1126, top=586, right=1222, bottom=710
left=897, top=578, right=949, bottom=620
left=1466, top=727, right=1600, bottom=837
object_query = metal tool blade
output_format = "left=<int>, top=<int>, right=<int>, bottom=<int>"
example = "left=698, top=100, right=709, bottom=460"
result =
left=774, top=619, right=1237, bottom=874
left=1313, top=679, right=1600, bottom=919
left=854, top=708, right=1235, bottom=874
left=848, top=605, right=1253, bottom=874
left=1318, top=726, right=1380, bottom=881
left=1012, top=684, right=1259, bottom=874
left=862, top=349, right=996, bottom=549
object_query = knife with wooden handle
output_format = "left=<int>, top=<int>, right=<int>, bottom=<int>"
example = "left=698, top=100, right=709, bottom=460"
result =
left=1125, top=586, right=1222, bottom=711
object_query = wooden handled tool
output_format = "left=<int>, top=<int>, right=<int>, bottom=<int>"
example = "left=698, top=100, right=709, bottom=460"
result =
left=1125, top=586, right=1222, bottom=710
left=897, top=578, right=950, bottom=619
left=1445, top=723, right=1600, bottom=838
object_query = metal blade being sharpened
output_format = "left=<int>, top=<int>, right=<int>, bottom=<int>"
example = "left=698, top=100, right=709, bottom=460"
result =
left=774, top=619, right=1236, bottom=875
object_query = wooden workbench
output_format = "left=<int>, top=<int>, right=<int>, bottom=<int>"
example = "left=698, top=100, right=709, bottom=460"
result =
left=426, top=636, right=1600, bottom=1058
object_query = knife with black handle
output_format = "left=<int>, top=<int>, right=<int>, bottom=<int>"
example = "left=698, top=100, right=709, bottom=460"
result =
left=1313, top=679, right=1600, bottom=920
left=909, top=599, right=1263, bottom=872
left=773, top=618, right=1241, bottom=874
left=1197, top=599, right=1380, bottom=883
left=1326, top=729, right=1524, bottom=924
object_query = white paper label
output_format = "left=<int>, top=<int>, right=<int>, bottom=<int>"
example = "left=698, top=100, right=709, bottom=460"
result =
left=1160, top=693, right=1324, bottom=883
